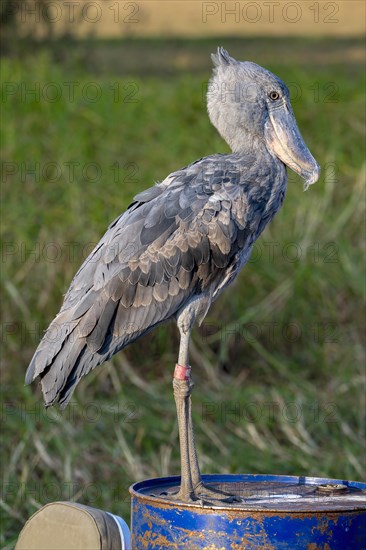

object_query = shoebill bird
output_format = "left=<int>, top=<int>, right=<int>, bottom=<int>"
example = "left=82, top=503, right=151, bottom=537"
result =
left=26, top=48, right=320, bottom=503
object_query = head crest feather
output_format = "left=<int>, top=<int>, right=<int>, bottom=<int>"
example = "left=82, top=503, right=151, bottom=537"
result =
left=211, top=47, right=237, bottom=68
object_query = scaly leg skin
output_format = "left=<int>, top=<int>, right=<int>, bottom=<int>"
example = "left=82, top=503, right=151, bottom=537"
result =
left=170, top=372, right=241, bottom=505
left=173, top=373, right=195, bottom=501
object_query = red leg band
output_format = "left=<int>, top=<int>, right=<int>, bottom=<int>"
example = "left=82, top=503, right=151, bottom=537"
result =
left=174, top=364, right=191, bottom=380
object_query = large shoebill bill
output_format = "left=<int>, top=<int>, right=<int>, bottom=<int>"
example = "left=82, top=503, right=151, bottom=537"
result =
left=26, top=48, right=320, bottom=503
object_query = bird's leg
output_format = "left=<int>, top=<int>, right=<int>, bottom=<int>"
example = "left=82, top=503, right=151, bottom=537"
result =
left=186, top=377, right=202, bottom=490
left=171, top=313, right=241, bottom=504
left=172, top=326, right=201, bottom=501
left=173, top=370, right=196, bottom=500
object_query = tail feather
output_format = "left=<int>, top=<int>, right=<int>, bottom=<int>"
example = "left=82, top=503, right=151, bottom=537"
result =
left=54, top=320, right=163, bottom=409
left=40, top=338, right=86, bottom=406
left=25, top=297, right=117, bottom=403
left=26, top=306, right=140, bottom=407
left=25, top=311, right=79, bottom=384
left=56, top=343, right=116, bottom=408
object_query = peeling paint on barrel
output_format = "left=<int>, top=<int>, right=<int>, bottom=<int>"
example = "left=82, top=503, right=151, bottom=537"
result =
left=129, top=475, right=366, bottom=550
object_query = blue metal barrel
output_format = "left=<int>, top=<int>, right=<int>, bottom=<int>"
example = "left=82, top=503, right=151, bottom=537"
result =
left=130, top=474, right=366, bottom=549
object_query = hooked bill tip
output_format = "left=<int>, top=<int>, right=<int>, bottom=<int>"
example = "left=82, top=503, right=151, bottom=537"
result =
left=303, top=162, right=321, bottom=191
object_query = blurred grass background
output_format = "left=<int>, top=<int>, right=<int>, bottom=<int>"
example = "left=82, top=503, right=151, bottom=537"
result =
left=1, top=8, right=365, bottom=548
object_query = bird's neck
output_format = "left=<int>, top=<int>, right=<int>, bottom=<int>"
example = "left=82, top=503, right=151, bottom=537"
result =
left=226, top=133, right=287, bottom=186
left=228, top=131, right=267, bottom=156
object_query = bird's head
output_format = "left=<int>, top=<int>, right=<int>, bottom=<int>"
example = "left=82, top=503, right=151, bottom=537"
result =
left=207, top=47, right=320, bottom=189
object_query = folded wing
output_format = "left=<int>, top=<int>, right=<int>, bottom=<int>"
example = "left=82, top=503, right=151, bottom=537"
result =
left=26, top=157, right=257, bottom=408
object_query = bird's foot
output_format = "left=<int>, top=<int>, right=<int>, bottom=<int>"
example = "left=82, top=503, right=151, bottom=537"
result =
left=155, top=481, right=242, bottom=506
left=156, top=489, right=211, bottom=506
left=194, top=481, right=242, bottom=504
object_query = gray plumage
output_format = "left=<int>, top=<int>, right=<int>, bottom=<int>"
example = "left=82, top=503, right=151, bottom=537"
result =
left=26, top=48, right=320, bottom=414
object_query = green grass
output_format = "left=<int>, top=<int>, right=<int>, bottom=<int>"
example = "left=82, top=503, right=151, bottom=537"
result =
left=1, top=38, right=365, bottom=547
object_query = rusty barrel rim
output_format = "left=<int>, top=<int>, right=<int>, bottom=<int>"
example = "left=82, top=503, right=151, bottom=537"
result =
left=129, top=473, right=366, bottom=512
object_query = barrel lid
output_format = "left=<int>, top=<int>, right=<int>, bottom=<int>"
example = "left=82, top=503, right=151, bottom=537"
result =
left=130, top=474, right=366, bottom=512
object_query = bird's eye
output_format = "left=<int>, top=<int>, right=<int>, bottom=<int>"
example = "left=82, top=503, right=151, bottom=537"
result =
left=269, top=91, right=280, bottom=101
